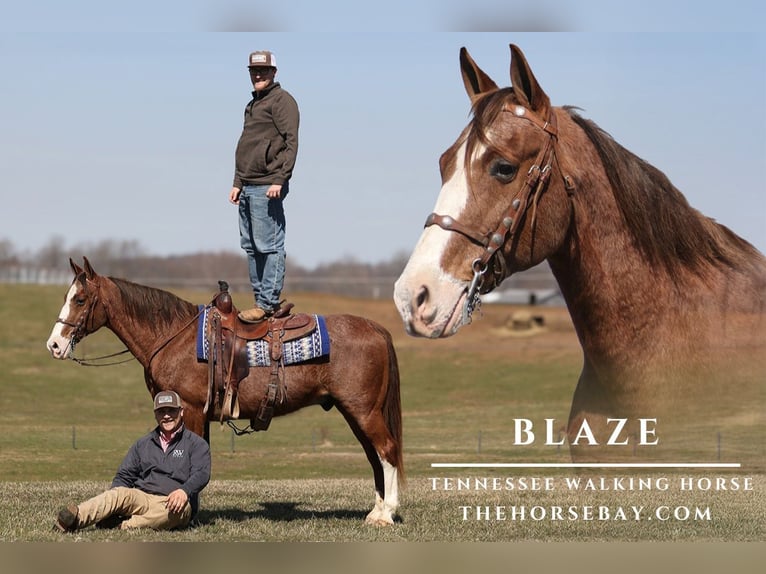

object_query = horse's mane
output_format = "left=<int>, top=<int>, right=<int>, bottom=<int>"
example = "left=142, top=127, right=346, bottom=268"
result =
left=464, top=88, right=761, bottom=279
left=566, top=108, right=762, bottom=278
left=110, top=277, right=199, bottom=329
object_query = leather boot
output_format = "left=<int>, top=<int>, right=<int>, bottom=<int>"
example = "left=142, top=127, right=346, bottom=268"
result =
left=238, top=307, right=268, bottom=323
left=54, top=504, right=79, bottom=532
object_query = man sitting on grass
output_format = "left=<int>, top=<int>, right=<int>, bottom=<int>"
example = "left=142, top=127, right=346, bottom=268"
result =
left=55, top=390, right=211, bottom=532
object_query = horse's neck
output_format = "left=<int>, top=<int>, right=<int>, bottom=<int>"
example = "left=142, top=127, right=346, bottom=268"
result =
left=552, top=111, right=766, bottom=350
left=101, top=279, right=181, bottom=367
left=548, top=191, right=695, bottom=362
left=548, top=194, right=766, bottom=365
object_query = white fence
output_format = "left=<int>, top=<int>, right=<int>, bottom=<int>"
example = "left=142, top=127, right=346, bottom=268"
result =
left=0, top=265, right=564, bottom=305
left=0, top=266, right=72, bottom=285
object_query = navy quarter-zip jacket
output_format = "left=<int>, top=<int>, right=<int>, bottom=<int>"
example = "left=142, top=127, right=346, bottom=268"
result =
left=111, top=425, right=211, bottom=516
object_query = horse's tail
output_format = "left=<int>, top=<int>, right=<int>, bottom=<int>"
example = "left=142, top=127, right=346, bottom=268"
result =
left=375, top=323, right=405, bottom=489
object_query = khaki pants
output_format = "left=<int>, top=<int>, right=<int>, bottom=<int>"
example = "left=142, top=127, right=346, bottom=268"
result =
left=76, top=486, right=192, bottom=530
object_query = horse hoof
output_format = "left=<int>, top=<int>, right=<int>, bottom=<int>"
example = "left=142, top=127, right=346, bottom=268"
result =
left=365, top=516, right=394, bottom=527
left=365, top=510, right=394, bottom=526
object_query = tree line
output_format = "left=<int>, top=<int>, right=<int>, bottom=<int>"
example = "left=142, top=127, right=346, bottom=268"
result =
left=0, top=236, right=557, bottom=301
left=0, top=236, right=408, bottom=299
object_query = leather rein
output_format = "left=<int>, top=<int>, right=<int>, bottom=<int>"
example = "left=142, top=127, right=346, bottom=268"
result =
left=424, top=104, right=574, bottom=323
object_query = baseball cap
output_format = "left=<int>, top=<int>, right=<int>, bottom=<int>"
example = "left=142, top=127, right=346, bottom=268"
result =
left=153, top=390, right=182, bottom=410
left=248, top=50, right=277, bottom=68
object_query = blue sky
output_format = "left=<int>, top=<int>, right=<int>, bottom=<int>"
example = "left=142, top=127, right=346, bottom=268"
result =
left=2, top=11, right=764, bottom=268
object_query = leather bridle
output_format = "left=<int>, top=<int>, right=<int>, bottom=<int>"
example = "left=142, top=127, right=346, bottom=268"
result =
left=55, top=278, right=100, bottom=354
left=424, top=104, right=574, bottom=323
left=55, top=277, right=132, bottom=366
left=57, top=275, right=206, bottom=368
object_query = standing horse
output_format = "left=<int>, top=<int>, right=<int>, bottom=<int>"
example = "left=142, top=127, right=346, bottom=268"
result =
left=394, top=44, right=766, bottom=462
left=47, top=258, right=403, bottom=525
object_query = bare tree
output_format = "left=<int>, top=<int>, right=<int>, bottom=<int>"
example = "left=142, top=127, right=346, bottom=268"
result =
left=0, top=239, right=18, bottom=265
left=35, top=236, right=69, bottom=270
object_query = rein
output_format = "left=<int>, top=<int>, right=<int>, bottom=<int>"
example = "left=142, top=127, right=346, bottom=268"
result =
left=70, top=349, right=134, bottom=367
left=146, top=305, right=207, bottom=369
left=425, top=104, right=574, bottom=323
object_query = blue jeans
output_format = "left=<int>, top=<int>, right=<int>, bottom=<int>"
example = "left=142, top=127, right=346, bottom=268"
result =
left=238, top=184, right=288, bottom=310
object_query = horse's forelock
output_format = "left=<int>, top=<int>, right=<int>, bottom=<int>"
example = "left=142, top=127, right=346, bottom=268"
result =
left=467, top=89, right=514, bottom=147
left=463, top=88, right=517, bottom=183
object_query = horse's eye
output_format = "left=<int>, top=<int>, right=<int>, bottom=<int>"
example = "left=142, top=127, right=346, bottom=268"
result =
left=75, top=297, right=86, bottom=306
left=490, top=159, right=517, bottom=184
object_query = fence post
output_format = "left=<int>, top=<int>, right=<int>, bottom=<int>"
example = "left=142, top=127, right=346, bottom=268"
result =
left=717, top=432, right=721, bottom=461
left=72, top=426, right=77, bottom=450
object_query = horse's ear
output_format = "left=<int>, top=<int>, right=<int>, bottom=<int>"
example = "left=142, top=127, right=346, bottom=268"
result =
left=82, top=257, right=97, bottom=280
left=509, top=44, right=550, bottom=115
left=70, top=258, right=83, bottom=277
left=460, top=47, right=498, bottom=101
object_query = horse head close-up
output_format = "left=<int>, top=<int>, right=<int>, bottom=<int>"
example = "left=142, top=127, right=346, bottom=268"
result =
left=394, top=43, right=766, bottom=461
left=395, top=45, right=578, bottom=339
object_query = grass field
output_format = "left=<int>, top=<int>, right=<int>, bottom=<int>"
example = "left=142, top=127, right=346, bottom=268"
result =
left=0, top=282, right=763, bottom=542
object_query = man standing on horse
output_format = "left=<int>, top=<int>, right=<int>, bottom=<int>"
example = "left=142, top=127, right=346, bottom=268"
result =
left=229, top=50, right=300, bottom=323
left=55, top=391, right=211, bottom=532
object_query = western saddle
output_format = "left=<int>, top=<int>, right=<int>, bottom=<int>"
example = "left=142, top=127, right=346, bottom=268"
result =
left=203, top=281, right=317, bottom=432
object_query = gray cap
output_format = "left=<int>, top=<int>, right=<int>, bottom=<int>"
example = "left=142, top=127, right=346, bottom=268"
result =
left=248, top=50, right=277, bottom=68
left=153, top=390, right=182, bottom=410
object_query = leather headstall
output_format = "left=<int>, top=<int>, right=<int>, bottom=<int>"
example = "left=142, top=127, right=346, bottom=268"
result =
left=423, top=104, right=575, bottom=322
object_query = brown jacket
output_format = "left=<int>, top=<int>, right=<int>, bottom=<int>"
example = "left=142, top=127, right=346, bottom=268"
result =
left=233, top=82, right=300, bottom=188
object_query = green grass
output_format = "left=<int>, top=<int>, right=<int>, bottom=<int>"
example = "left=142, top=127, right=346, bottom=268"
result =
left=1, top=283, right=763, bottom=541
left=2, top=476, right=763, bottom=542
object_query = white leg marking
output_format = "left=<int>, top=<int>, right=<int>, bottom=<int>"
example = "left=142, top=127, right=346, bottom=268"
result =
left=382, top=458, right=399, bottom=512
left=365, top=457, right=399, bottom=526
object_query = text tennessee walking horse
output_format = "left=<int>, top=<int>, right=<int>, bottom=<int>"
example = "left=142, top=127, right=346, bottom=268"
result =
left=394, top=44, right=766, bottom=462
left=47, top=258, right=403, bottom=524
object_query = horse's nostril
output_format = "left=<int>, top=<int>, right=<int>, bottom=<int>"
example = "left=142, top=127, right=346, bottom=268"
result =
left=415, top=286, right=429, bottom=309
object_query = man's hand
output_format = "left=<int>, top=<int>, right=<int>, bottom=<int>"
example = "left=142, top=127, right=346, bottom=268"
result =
left=229, top=187, right=242, bottom=204
left=166, top=489, right=189, bottom=514
left=266, top=184, right=282, bottom=199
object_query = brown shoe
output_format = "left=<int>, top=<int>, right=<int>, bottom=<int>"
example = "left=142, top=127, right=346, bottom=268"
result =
left=238, top=307, right=268, bottom=323
left=55, top=504, right=79, bottom=532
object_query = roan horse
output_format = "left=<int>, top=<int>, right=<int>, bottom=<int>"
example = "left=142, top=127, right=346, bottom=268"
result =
left=394, top=44, right=766, bottom=462
left=47, top=258, right=403, bottom=524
